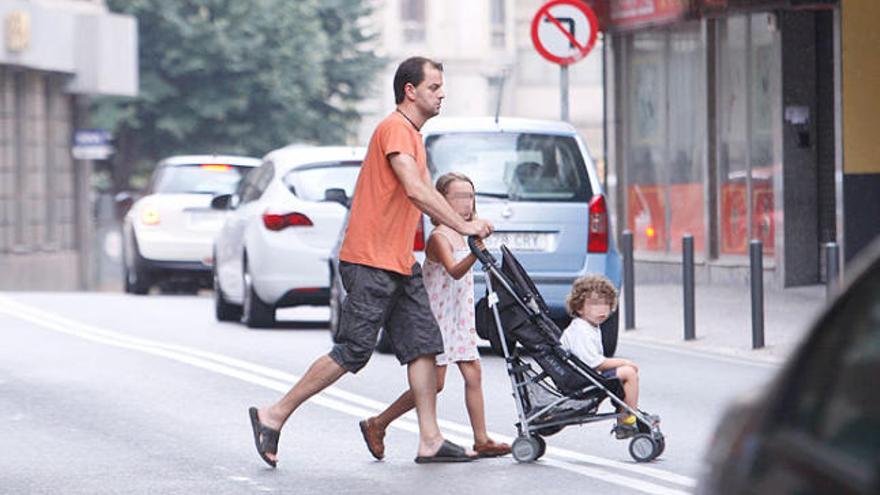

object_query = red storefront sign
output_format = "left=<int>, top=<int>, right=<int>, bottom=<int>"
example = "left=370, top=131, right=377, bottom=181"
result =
left=607, top=0, right=690, bottom=31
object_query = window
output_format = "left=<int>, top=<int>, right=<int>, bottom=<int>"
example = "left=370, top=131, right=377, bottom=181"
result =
left=426, top=133, right=591, bottom=202
left=283, top=162, right=361, bottom=201
left=400, top=0, right=425, bottom=44
left=490, top=0, right=506, bottom=48
left=239, top=163, right=274, bottom=204
left=153, top=164, right=250, bottom=195
left=625, top=23, right=706, bottom=254
left=717, top=14, right=780, bottom=256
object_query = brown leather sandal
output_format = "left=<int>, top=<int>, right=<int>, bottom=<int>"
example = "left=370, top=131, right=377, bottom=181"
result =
left=473, top=439, right=512, bottom=458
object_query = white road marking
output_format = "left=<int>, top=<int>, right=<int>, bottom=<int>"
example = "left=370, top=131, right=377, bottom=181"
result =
left=0, top=296, right=695, bottom=494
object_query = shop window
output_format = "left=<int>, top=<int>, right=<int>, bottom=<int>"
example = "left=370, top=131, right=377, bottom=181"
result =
left=625, top=24, right=706, bottom=255
left=717, top=14, right=780, bottom=256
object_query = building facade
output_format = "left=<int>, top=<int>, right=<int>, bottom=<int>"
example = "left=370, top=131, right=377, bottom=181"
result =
left=357, top=0, right=606, bottom=164
left=0, top=0, right=137, bottom=290
left=603, top=0, right=877, bottom=288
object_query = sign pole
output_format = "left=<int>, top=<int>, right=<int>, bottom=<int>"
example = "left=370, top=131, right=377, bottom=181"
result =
left=560, top=64, right=569, bottom=121
left=530, top=0, right=599, bottom=122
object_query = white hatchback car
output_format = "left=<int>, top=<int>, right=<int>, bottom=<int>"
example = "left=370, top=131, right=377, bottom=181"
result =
left=211, top=145, right=365, bottom=327
left=122, top=155, right=261, bottom=294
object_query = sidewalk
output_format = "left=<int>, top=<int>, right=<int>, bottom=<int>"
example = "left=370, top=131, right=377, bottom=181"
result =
left=618, top=283, right=828, bottom=364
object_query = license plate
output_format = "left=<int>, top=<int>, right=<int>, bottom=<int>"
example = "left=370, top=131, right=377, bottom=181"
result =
left=187, top=210, right=223, bottom=229
left=483, top=232, right=555, bottom=252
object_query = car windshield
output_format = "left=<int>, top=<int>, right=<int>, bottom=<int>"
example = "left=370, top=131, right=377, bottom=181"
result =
left=152, top=164, right=250, bottom=194
left=425, top=132, right=592, bottom=202
left=282, top=161, right=362, bottom=201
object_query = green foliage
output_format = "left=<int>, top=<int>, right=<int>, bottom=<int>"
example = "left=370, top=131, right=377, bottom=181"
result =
left=95, top=0, right=383, bottom=188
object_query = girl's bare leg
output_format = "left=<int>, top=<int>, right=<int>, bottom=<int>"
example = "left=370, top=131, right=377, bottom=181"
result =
left=373, top=365, right=448, bottom=430
left=457, top=360, right=490, bottom=444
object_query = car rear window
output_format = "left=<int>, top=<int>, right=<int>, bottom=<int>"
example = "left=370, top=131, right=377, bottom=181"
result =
left=282, top=161, right=362, bottom=201
left=152, top=164, right=250, bottom=195
left=425, top=132, right=592, bottom=202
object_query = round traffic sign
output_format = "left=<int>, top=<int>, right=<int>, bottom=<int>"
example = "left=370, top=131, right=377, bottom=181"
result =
left=531, top=0, right=599, bottom=66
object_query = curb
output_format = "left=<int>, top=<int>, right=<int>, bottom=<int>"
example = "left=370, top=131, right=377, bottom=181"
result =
left=618, top=331, right=787, bottom=366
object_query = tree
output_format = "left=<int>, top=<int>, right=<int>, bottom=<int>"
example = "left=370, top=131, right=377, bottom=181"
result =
left=95, top=0, right=382, bottom=192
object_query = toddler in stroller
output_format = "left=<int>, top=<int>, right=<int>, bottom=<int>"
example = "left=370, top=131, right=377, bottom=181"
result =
left=561, top=275, right=658, bottom=440
left=471, top=238, right=665, bottom=463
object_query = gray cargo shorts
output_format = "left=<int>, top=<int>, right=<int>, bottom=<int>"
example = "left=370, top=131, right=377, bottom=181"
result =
left=329, top=261, right=444, bottom=373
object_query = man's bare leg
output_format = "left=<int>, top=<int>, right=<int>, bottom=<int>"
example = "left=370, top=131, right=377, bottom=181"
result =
left=408, top=355, right=452, bottom=457
left=256, top=354, right=348, bottom=462
left=408, top=356, right=477, bottom=457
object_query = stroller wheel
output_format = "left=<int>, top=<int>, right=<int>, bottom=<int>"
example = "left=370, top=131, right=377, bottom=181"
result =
left=628, top=434, right=658, bottom=463
left=653, top=435, right=665, bottom=458
left=535, top=436, right=547, bottom=460
left=512, top=436, right=542, bottom=463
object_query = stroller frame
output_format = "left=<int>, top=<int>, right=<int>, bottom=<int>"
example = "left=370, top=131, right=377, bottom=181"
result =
left=471, top=237, right=665, bottom=463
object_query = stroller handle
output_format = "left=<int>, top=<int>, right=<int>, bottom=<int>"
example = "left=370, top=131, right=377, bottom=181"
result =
left=467, top=235, right=497, bottom=266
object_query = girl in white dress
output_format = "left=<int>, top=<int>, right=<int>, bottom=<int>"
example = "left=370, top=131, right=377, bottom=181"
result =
left=359, top=173, right=511, bottom=460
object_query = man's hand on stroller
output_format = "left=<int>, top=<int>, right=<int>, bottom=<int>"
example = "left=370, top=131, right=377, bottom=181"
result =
left=473, top=237, right=487, bottom=252
left=466, top=219, right=494, bottom=239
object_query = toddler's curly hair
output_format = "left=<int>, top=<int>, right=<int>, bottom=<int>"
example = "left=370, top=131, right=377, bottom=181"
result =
left=565, top=274, right=618, bottom=317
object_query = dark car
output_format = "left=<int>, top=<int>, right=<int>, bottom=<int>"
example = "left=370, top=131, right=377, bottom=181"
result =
left=697, top=238, right=880, bottom=495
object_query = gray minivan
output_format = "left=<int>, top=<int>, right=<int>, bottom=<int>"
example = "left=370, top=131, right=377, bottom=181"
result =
left=329, top=117, right=622, bottom=355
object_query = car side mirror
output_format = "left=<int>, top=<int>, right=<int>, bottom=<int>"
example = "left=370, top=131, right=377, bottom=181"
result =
left=211, top=193, right=235, bottom=210
left=324, top=188, right=350, bottom=209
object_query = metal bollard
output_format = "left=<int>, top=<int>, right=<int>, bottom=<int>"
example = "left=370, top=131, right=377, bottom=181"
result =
left=683, top=235, right=695, bottom=341
left=750, top=240, right=765, bottom=349
left=825, top=242, right=840, bottom=301
left=622, top=230, right=635, bottom=330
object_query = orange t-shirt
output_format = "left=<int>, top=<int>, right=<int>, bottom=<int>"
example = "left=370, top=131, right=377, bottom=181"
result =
left=339, top=111, right=427, bottom=275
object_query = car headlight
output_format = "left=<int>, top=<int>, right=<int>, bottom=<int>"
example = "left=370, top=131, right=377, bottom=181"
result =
left=140, top=207, right=160, bottom=225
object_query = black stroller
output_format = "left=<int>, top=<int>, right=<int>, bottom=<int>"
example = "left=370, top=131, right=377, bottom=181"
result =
left=469, top=238, right=665, bottom=463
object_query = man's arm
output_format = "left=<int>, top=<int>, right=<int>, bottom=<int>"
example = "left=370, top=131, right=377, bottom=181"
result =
left=389, top=153, right=492, bottom=238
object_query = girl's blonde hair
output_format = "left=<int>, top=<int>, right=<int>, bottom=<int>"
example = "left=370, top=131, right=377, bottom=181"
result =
left=565, top=274, right=618, bottom=317
left=431, top=172, right=477, bottom=226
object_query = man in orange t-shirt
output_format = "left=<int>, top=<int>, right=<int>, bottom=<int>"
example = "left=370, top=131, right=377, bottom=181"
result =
left=249, top=57, right=494, bottom=466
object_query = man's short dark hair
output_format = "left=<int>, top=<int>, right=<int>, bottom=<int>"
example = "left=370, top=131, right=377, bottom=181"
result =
left=393, top=56, right=443, bottom=104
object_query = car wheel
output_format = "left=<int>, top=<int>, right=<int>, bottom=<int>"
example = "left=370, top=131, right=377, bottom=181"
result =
left=123, top=232, right=151, bottom=295
left=241, top=259, right=275, bottom=328
left=213, top=263, right=241, bottom=322
left=601, top=310, right=619, bottom=357
left=329, top=266, right=342, bottom=340
left=375, top=329, right=393, bottom=354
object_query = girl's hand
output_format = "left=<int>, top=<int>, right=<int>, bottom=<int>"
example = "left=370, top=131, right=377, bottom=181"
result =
left=473, top=238, right=487, bottom=251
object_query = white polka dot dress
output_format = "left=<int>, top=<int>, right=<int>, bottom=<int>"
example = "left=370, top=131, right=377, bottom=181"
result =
left=423, top=230, right=479, bottom=366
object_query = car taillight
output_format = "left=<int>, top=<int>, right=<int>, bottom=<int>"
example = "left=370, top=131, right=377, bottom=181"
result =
left=413, top=216, right=425, bottom=251
left=588, top=194, right=608, bottom=253
left=262, top=212, right=313, bottom=231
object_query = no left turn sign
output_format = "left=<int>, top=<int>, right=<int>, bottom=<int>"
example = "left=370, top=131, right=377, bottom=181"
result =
left=531, top=0, right=599, bottom=66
